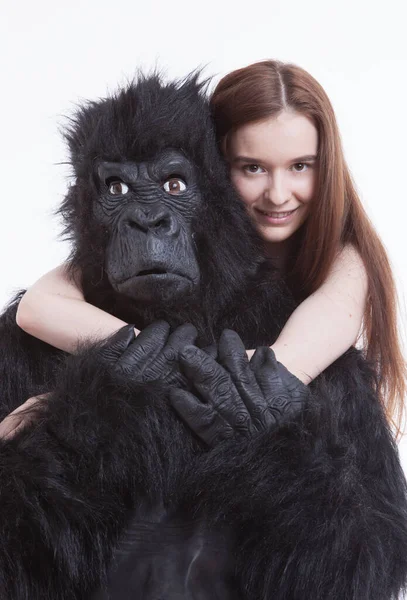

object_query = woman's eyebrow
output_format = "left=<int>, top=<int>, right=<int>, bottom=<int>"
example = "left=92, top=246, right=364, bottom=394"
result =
left=232, top=154, right=318, bottom=164
left=232, top=155, right=262, bottom=163
left=291, top=155, right=318, bottom=162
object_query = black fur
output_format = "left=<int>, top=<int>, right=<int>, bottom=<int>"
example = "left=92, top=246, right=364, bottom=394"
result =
left=0, top=73, right=406, bottom=600
left=59, top=72, right=280, bottom=340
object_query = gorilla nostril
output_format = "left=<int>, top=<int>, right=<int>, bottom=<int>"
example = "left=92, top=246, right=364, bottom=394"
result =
left=154, top=218, right=167, bottom=229
left=125, top=217, right=170, bottom=233
left=126, top=220, right=146, bottom=232
left=123, top=207, right=178, bottom=235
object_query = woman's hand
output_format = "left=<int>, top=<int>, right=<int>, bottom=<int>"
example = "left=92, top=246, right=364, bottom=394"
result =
left=0, top=394, right=49, bottom=440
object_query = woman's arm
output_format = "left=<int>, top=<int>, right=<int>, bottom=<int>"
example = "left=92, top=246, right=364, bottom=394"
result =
left=248, top=244, right=368, bottom=384
left=16, top=263, right=135, bottom=353
left=1, top=265, right=135, bottom=439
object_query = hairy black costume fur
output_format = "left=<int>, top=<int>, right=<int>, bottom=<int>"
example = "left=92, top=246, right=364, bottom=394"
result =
left=0, top=74, right=407, bottom=600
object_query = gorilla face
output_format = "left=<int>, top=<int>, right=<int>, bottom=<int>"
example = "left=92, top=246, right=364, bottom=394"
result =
left=93, top=149, right=201, bottom=304
left=63, top=75, right=267, bottom=330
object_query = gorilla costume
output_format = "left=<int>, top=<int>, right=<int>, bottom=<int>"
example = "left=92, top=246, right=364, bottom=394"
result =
left=0, top=73, right=407, bottom=600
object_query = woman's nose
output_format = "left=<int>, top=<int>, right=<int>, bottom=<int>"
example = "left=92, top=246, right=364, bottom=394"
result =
left=265, top=176, right=290, bottom=206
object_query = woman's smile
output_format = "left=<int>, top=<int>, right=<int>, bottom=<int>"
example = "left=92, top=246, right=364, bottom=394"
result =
left=254, top=206, right=301, bottom=225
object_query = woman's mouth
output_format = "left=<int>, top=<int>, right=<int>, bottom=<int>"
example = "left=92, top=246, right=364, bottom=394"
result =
left=255, top=206, right=300, bottom=225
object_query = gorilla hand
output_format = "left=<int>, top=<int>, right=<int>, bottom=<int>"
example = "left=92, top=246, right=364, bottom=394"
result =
left=100, top=321, right=198, bottom=386
left=169, top=329, right=309, bottom=446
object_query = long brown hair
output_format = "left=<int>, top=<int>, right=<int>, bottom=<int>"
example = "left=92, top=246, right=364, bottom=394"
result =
left=211, top=60, right=406, bottom=433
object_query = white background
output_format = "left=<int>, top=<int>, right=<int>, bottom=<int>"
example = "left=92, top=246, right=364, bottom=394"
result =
left=0, top=0, right=406, bottom=475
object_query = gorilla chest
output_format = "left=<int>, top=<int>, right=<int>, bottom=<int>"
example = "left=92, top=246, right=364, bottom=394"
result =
left=93, top=512, right=239, bottom=599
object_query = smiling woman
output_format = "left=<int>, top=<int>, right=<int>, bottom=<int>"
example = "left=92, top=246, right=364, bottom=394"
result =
left=227, top=111, right=318, bottom=246
left=211, top=60, right=406, bottom=430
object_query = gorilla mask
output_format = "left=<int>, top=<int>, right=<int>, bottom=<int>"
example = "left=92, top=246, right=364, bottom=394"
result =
left=96, top=149, right=201, bottom=303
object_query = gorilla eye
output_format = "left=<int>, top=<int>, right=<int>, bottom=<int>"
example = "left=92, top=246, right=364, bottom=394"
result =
left=107, top=180, right=129, bottom=196
left=163, top=177, right=187, bottom=195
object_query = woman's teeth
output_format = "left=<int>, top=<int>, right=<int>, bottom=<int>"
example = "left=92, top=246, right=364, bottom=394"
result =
left=260, top=208, right=297, bottom=218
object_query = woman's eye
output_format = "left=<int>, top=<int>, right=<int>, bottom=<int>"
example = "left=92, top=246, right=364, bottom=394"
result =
left=108, top=181, right=129, bottom=196
left=244, top=164, right=264, bottom=174
left=292, top=163, right=308, bottom=173
left=163, top=178, right=187, bottom=195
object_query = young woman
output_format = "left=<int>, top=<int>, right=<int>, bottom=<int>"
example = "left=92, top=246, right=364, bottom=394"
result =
left=1, top=60, right=405, bottom=439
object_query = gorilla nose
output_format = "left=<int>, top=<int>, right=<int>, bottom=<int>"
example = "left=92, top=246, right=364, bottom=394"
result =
left=125, top=206, right=179, bottom=236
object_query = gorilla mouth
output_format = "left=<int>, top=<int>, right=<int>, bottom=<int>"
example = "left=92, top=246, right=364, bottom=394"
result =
left=137, top=268, right=168, bottom=277
left=110, top=263, right=196, bottom=299
left=135, top=269, right=189, bottom=281
left=113, top=268, right=195, bottom=301
left=116, top=268, right=191, bottom=286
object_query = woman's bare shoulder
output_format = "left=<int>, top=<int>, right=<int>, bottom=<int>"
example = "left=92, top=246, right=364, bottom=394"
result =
left=324, top=243, right=368, bottom=296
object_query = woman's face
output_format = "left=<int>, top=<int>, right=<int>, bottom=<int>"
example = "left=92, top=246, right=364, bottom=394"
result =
left=227, top=110, right=318, bottom=247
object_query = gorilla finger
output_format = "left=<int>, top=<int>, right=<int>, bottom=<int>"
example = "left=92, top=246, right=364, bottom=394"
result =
left=118, top=321, right=170, bottom=374
left=179, top=346, right=232, bottom=394
left=201, top=344, right=217, bottom=360
left=99, top=324, right=136, bottom=363
left=250, top=346, right=284, bottom=397
left=249, top=346, right=277, bottom=372
left=179, top=346, right=221, bottom=385
left=161, top=369, right=187, bottom=387
left=164, top=323, right=199, bottom=359
left=142, top=323, right=198, bottom=381
left=169, top=389, right=234, bottom=446
left=255, top=349, right=309, bottom=407
left=218, top=330, right=247, bottom=365
left=138, top=320, right=171, bottom=341
left=218, top=330, right=254, bottom=384
left=169, top=388, right=213, bottom=423
left=179, top=346, right=247, bottom=417
left=217, top=330, right=267, bottom=416
left=274, top=360, right=310, bottom=397
left=169, top=323, right=198, bottom=343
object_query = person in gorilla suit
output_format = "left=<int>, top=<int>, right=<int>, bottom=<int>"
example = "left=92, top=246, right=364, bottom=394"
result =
left=0, top=73, right=406, bottom=600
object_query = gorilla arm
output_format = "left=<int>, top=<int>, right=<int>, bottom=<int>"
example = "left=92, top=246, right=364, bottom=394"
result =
left=170, top=333, right=407, bottom=600
left=0, top=323, right=197, bottom=600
